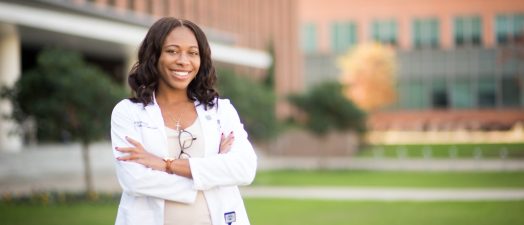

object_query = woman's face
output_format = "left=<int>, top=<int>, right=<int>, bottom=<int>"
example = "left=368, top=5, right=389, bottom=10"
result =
left=157, top=26, right=201, bottom=92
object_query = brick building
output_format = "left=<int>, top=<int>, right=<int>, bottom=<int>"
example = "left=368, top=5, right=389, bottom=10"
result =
left=298, top=0, right=524, bottom=131
left=0, top=0, right=301, bottom=152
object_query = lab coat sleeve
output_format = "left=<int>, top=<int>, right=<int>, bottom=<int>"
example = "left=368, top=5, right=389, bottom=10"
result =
left=189, top=99, right=258, bottom=190
left=111, top=100, right=197, bottom=203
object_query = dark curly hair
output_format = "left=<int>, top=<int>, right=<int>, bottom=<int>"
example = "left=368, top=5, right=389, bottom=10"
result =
left=128, top=17, right=219, bottom=109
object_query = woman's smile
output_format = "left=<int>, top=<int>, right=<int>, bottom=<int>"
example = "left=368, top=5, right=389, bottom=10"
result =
left=169, top=69, right=192, bottom=79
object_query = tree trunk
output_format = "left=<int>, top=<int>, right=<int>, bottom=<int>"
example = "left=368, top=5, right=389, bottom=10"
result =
left=81, top=142, right=94, bottom=197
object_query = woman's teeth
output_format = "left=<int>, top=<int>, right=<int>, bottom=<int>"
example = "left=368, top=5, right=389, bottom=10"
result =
left=174, top=71, right=189, bottom=76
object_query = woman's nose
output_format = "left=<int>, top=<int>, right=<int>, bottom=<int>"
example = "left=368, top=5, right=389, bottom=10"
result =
left=175, top=53, right=190, bottom=65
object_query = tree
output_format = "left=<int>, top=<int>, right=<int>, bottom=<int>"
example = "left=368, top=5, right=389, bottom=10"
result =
left=263, top=41, right=276, bottom=89
left=288, top=81, right=366, bottom=135
left=2, top=48, right=127, bottom=196
left=217, top=69, right=278, bottom=141
left=338, top=42, right=397, bottom=112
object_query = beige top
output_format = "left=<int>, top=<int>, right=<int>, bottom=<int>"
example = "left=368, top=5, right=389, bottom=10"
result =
left=164, top=118, right=211, bottom=225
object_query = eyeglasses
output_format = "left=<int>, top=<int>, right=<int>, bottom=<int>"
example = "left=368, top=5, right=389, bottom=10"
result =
left=178, top=129, right=197, bottom=159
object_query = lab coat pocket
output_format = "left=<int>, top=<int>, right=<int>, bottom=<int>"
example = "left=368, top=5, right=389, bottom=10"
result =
left=120, top=207, right=156, bottom=225
left=118, top=197, right=156, bottom=225
left=218, top=186, right=248, bottom=224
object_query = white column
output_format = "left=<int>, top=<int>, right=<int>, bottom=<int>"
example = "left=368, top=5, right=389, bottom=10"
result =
left=0, top=23, right=22, bottom=152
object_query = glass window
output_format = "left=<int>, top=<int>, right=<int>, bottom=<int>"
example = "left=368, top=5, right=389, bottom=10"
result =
left=407, top=79, right=429, bottom=109
left=301, top=23, right=317, bottom=53
left=496, top=13, right=524, bottom=45
left=501, top=77, right=521, bottom=106
left=478, top=76, right=496, bottom=108
left=450, top=78, right=474, bottom=108
left=397, top=80, right=411, bottom=109
left=371, top=20, right=398, bottom=45
left=412, top=18, right=440, bottom=49
left=331, top=21, right=358, bottom=53
left=454, top=16, right=482, bottom=47
left=431, top=78, right=448, bottom=109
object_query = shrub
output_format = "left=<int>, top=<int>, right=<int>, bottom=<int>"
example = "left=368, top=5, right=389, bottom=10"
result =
left=217, top=69, right=278, bottom=141
left=288, top=81, right=366, bottom=135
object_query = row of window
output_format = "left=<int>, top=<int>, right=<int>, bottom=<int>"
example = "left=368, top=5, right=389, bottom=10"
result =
left=301, top=13, right=524, bottom=53
left=397, top=76, right=522, bottom=110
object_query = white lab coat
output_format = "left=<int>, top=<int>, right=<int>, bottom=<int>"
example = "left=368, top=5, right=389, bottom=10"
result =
left=111, top=97, right=257, bottom=225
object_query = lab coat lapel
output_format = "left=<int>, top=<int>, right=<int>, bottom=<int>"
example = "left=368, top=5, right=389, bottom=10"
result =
left=194, top=101, right=220, bottom=157
left=144, top=95, right=168, bottom=154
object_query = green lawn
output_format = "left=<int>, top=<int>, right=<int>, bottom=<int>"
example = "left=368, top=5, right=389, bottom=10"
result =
left=0, top=203, right=118, bottom=225
left=1, top=200, right=523, bottom=225
left=245, top=199, right=524, bottom=225
left=357, top=143, right=524, bottom=159
left=254, top=170, right=524, bottom=188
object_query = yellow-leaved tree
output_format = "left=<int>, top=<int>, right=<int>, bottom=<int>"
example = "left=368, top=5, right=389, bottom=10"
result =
left=338, top=42, right=397, bottom=111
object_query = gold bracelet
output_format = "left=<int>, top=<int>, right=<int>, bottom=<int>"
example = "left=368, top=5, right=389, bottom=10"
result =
left=163, top=157, right=175, bottom=174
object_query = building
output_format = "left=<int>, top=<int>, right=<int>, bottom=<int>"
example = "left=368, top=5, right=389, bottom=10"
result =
left=0, top=0, right=301, bottom=152
left=299, top=0, right=524, bottom=131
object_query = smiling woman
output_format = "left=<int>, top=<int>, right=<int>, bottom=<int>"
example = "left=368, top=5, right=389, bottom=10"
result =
left=156, top=26, right=201, bottom=99
left=111, top=17, right=257, bottom=225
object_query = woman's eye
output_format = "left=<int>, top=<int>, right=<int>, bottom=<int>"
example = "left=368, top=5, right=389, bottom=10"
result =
left=167, top=50, right=177, bottom=54
left=190, top=52, right=199, bottom=56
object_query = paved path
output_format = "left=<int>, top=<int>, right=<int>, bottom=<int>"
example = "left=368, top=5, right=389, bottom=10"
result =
left=1, top=142, right=524, bottom=200
left=241, top=187, right=524, bottom=201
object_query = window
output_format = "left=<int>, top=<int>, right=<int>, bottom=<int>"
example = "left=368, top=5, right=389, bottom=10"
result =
left=405, top=79, right=429, bottom=109
left=454, top=16, right=482, bottom=47
left=413, top=18, right=440, bottom=49
left=495, top=14, right=524, bottom=45
left=301, top=23, right=317, bottom=53
left=450, top=78, right=474, bottom=108
left=431, top=78, right=448, bottom=109
left=371, top=20, right=398, bottom=45
left=331, top=21, right=358, bottom=53
left=478, top=76, right=496, bottom=108
left=501, top=76, right=521, bottom=107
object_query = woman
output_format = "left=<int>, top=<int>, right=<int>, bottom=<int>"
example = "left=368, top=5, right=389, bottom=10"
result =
left=111, top=17, right=257, bottom=225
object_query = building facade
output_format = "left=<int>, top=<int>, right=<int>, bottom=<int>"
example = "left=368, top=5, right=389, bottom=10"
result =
left=299, top=0, right=524, bottom=130
left=0, top=0, right=301, bottom=151
left=83, top=0, right=302, bottom=117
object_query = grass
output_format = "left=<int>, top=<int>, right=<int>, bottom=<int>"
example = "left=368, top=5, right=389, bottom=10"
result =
left=1, top=200, right=523, bottom=225
left=245, top=199, right=524, bottom=225
left=0, top=202, right=117, bottom=225
left=357, top=143, right=524, bottom=159
left=253, top=170, right=524, bottom=188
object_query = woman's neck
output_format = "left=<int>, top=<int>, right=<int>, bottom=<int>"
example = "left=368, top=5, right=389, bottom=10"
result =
left=155, top=89, right=191, bottom=105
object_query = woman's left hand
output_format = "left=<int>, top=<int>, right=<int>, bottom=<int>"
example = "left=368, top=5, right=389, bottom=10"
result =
left=116, top=136, right=166, bottom=172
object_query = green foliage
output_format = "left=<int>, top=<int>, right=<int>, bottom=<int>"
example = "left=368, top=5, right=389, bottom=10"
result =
left=2, top=48, right=127, bottom=143
left=217, top=69, right=277, bottom=141
left=262, top=42, right=275, bottom=89
left=288, top=81, right=366, bottom=135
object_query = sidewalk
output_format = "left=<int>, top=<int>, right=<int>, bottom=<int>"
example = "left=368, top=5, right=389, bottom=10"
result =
left=241, top=186, right=524, bottom=201
left=1, top=142, right=524, bottom=200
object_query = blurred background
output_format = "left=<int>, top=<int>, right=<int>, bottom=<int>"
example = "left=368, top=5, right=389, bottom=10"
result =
left=0, top=0, right=524, bottom=225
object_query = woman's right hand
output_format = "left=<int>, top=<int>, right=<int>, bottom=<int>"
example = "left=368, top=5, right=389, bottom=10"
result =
left=116, top=136, right=166, bottom=171
left=219, top=131, right=234, bottom=154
